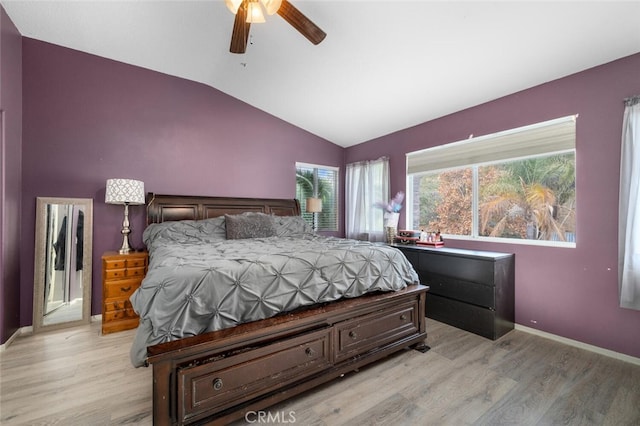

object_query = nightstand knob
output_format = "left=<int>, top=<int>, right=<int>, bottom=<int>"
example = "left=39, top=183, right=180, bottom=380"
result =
left=400, top=314, right=407, bottom=321
left=305, top=347, right=315, bottom=357
left=349, top=331, right=358, bottom=340
left=212, top=378, right=223, bottom=391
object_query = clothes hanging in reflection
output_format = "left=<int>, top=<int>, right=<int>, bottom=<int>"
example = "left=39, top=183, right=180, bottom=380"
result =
left=53, top=216, right=67, bottom=271
left=76, top=210, right=84, bottom=271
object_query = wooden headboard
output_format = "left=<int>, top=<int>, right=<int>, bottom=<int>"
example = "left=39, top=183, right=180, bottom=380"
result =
left=146, top=193, right=301, bottom=224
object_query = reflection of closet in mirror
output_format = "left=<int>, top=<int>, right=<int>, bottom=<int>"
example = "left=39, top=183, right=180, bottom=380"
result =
left=43, top=204, right=84, bottom=324
left=33, top=197, right=92, bottom=332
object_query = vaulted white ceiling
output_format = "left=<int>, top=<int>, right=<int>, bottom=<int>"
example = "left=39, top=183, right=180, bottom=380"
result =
left=3, top=1, right=640, bottom=147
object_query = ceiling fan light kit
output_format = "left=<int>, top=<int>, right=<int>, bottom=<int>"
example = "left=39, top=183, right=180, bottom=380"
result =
left=246, top=1, right=266, bottom=23
left=227, top=0, right=326, bottom=54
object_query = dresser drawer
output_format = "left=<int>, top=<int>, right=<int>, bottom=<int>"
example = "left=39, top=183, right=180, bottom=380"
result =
left=104, top=278, right=141, bottom=299
left=177, top=328, right=331, bottom=424
left=425, top=273, right=495, bottom=308
left=418, top=252, right=496, bottom=286
left=427, top=294, right=496, bottom=339
left=335, top=300, right=420, bottom=363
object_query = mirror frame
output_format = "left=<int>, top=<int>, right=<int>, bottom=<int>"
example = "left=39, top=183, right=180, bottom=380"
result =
left=33, top=197, right=93, bottom=333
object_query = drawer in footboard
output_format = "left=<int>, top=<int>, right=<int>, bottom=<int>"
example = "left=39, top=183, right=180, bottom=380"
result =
left=334, top=299, right=420, bottom=363
left=177, top=327, right=332, bottom=424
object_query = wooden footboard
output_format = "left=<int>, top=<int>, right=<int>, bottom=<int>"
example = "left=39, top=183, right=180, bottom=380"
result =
left=147, top=284, right=428, bottom=425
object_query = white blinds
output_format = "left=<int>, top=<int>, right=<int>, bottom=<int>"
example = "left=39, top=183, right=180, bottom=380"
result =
left=407, top=115, right=577, bottom=175
left=296, top=163, right=339, bottom=231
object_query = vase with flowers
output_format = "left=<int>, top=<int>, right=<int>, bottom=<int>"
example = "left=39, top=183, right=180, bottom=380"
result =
left=375, top=191, right=404, bottom=243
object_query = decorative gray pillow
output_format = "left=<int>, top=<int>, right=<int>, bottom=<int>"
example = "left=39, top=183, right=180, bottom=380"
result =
left=225, top=212, right=276, bottom=239
left=143, top=216, right=227, bottom=247
left=273, top=215, right=314, bottom=237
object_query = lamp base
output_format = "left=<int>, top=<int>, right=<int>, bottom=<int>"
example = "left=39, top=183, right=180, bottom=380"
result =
left=119, top=236, right=133, bottom=254
left=118, top=203, right=133, bottom=254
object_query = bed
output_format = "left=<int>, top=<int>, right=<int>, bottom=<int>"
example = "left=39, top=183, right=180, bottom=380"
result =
left=133, top=194, right=429, bottom=425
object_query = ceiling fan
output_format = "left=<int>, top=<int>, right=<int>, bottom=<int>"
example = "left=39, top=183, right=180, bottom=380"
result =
left=225, top=0, right=326, bottom=54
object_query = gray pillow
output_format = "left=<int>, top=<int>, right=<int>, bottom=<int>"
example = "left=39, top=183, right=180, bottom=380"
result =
left=273, top=215, right=314, bottom=237
left=225, top=213, right=276, bottom=239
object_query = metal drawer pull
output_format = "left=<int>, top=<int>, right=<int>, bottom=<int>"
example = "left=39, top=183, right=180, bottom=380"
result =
left=348, top=331, right=358, bottom=339
left=212, top=378, right=223, bottom=391
left=400, top=314, right=407, bottom=321
left=120, top=286, right=131, bottom=292
left=305, top=347, right=315, bottom=357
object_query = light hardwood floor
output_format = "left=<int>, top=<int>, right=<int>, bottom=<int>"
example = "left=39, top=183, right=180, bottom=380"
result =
left=1, top=319, right=638, bottom=425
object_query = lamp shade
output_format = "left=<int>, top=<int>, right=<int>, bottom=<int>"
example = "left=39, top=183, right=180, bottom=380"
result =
left=105, top=179, right=145, bottom=205
left=306, top=197, right=322, bottom=213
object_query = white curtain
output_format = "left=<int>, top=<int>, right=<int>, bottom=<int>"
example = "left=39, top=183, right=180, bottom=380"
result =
left=619, top=96, right=640, bottom=310
left=346, top=157, right=390, bottom=242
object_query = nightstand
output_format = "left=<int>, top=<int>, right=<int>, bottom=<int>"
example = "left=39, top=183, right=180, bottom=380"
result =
left=101, top=251, right=148, bottom=334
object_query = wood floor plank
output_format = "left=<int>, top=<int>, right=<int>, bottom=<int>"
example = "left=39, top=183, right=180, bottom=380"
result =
left=2, top=319, right=639, bottom=425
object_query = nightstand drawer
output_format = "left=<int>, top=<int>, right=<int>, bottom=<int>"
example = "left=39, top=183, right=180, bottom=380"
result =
left=104, top=299, right=133, bottom=312
left=104, top=266, right=146, bottom=280
left=104, top=259, right=126, bottom=269
left=126, top=266, right=146, bottom=277
left=104, top=278, right=141, bottom=299
left=126, top=258, right=147, bottom=268
left=105, top=268, right=126, bottom=280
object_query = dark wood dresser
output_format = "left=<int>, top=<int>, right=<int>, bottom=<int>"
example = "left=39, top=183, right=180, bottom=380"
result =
left=394, top=244, right=515, bottom=340
left=101, top=251, right=148, bottom=334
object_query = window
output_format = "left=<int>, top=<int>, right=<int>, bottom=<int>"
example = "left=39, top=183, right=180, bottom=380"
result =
left=296, top=163, right=339, bottom=232
left=406, top=116, right=577, bottom=245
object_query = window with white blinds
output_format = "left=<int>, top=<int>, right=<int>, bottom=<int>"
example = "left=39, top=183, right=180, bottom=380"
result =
left=407, top=115, right=577, bottom=174
left=296, top=163, right=339, bottom=232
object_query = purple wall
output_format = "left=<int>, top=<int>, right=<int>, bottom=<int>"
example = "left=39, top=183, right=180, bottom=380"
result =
left=0, top=5, right=22, bottom=344
left=346, top=53, right=640, bottom=359
left=20, top=39, right=344, bottom=324
left=12, top=33, right=640, bottom=360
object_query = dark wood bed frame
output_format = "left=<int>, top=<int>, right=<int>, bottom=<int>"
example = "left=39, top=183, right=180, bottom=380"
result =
left=143, top=193, right=429, bottom=425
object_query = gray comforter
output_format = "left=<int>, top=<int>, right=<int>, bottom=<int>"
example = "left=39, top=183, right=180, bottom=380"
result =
left=129, top=217, right=419, bottom=367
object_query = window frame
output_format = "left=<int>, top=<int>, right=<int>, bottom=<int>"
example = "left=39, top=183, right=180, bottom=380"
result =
left=406, top=116, right=577, bottom=248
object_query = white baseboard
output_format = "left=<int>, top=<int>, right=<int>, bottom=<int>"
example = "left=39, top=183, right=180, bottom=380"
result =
left=0, top=326, right=31, bottom=352
left=515, top=324, right=640, bottom=366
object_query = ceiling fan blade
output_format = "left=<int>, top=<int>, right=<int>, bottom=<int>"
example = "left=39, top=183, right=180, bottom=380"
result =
left=277, top=0, right=326, bottom=45
left=230, top=0, right=251, bottom=54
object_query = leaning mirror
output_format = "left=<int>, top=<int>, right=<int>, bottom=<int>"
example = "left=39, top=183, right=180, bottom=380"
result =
left=33, top=197, right=93, bottom=332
